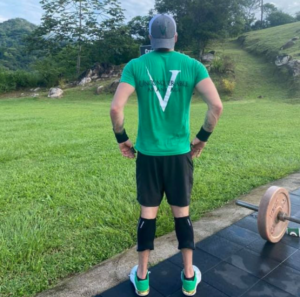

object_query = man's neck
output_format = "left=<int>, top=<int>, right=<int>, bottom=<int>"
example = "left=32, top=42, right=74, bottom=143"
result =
left=155, top=49, right=174, bottom=52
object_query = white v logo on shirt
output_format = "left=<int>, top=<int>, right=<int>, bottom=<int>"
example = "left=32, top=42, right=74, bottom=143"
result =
left=146, top=68, right=181, bottom=112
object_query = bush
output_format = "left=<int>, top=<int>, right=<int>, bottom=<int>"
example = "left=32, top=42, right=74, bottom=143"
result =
left=33, top=58, right=64, bottom=88
left=211, top=55, right=235, bottom=74
left=266, top=11, right=295, bottom=27
left=58, top=78, right=67, bottom=89
left=211, top=58, right=224, bottom=73
left=221, top=79, right=236, bottom=94
left=0, top=70, right=43, bottom=93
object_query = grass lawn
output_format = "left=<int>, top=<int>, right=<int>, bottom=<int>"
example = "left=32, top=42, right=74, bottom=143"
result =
left=1, top=40, right=300, bottom=296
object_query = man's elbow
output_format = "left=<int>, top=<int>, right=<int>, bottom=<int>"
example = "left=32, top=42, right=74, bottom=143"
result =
left=213, top=101, right=223, bottom=117
left=217, top=102, right=223, bottom=115
left=110, top=103, right=122, bottom=117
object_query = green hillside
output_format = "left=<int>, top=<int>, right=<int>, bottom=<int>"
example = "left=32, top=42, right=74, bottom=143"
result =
left=0, top=18, right=37, bottom=70
left=209, top=40, right=294, bottom=101
left=239, top=22, right=300, bottom=60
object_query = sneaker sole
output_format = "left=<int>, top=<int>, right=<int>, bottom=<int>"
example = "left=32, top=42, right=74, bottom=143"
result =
left=182, top=288, right=196, bottom=296
left=182, top=265, right=202, bottom=296
left=134, top=289, right=150, bottom=296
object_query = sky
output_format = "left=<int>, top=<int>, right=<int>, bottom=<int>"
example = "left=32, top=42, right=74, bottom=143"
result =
left=0, top=0, right=300, bottom=25
left=0, top=0, right=155, bottom=24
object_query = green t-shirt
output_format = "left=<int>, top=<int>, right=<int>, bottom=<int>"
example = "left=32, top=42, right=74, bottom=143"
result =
left=120, top=51, right=209, bottom=156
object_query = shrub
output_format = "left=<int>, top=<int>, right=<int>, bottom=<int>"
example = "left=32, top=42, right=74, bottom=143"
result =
left=211, top=58, right=224, bottom=73
left=12, top=70, right=40, bottom=88
left=33, top=59, right=63, bottom=88
left=211, top=55, right=235, bottom=74
left=221, top=79, right=236, bottom=94
left=58, top=78, right=67, bottom=89
left=0, top=70, right=43, bottom=93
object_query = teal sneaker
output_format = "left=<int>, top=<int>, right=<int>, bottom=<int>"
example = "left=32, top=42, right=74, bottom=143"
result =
left=181, top=265, right=202, bottom=296
left=129, top=265, right=150, bottom=296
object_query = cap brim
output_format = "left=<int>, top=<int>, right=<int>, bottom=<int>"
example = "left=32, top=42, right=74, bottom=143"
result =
left=151, top=37, right=175, bottom=50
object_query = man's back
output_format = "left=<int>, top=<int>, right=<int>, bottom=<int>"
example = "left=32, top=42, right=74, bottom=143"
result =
left=110, top=14, right=223, bottom=297
left=121, top=51, right=209, bottom=156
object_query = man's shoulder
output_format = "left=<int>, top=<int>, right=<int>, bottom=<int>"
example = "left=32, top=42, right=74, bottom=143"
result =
left=174, top=51, right=202, bottom=65
left=125, top=51, right=202, bottom=67
left=126, top=57, right=139, bottom=65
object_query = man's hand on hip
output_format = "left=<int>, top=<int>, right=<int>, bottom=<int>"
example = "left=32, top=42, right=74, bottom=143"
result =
left=191, top=138, right=206, bottom=159
left=119, top=140, right=135, bottom=159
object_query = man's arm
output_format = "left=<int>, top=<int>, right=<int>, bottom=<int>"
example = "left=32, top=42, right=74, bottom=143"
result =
left=191, top=78, right=223, bottom=158
left=110, top=82, right=135, bottom=158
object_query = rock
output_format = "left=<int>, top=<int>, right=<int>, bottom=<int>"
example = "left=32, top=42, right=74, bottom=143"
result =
left=105, top=79, right=119, bottom=94
left=78, top=63, right=123, bottom=83
left=48, top=88, right=63, bottom=98
left=287, top=59, right=300, bottom=77
left=258, top=95, right=263, bottom=99
left=237, top=35, right=246, bottom=44
left=275, top=54, right=300, bottom=77
left=292, top=37, right=299, bottom=41
left=79, top=77, right=92, bottom=86
left=86, top=69, right=93, bottom=78
left=32, top=93, right=39, bottom=98
left=67, top=81, right=77, bottom=88
left=101, top=74, right=110, bottom=79
left=201, top=53, right=215, bottom=63
left=96, top=86, right=104, bottom=94
left=33, top=87, right=40, bottom=92
left=280, top=40, right=295, bottom=50
left=275, top=55, right=292, bottom=67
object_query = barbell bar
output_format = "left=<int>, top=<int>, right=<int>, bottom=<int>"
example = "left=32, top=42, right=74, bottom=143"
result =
left=235, top=200, right=300, bottom=224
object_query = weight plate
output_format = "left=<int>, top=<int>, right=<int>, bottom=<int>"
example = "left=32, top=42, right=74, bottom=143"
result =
left=257, top=186, right=290, bottom=243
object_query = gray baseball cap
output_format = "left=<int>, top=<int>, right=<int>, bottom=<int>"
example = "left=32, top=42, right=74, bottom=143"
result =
left=149, top=14, right=177, bottom=50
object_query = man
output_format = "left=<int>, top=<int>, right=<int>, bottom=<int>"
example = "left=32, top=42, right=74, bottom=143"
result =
left=110, top=14, right=223, bottom=297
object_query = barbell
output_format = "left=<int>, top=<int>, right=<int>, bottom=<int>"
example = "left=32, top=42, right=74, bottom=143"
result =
left=235, top=186, right=300, bottom=243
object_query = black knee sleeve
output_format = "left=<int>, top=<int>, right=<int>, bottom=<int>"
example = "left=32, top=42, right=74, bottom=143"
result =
left=174, top=216, right=195, bottom=250
left=137, top=217, right=156, bottom=252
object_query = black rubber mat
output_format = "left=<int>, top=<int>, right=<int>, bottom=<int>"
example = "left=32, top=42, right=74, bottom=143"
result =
left=96, top=191, right=300, bottom=297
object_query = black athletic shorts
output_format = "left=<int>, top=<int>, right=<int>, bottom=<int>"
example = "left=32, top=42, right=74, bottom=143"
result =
left=136, top=151, right=193, bottom=207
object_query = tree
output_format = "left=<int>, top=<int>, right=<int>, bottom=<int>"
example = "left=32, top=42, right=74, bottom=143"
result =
left=155, top=0, right=247, bottom=57
left=89, top=25, right=139, bottom=65
left=259, top=1, right=278, bottom=28
left=29, top=0, right=124, bottom=76
left=266, top=10, right=295, bottom=27
left=252, top=20, right=266, bottom=30
left=251, top=2, right=277, bottom=29
left=260, top=0, right=264, bottom=24
left=243, top=0, right=260, bottom=31
left=128, top=15, right=152, bottom=45
left=263, top=3, right=277, bottom=19
left=295, top=11, right=300, bottom=21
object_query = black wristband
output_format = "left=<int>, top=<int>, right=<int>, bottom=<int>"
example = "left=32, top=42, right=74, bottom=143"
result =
left=114, top=129, right=129, bottom=143
left=196, top=126, right=212, bottom=142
